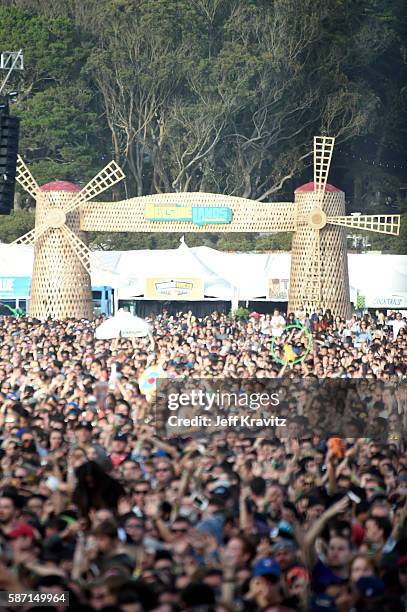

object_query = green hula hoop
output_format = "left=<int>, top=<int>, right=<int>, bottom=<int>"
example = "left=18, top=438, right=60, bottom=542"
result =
left=270, top=323, right=313, bottom=365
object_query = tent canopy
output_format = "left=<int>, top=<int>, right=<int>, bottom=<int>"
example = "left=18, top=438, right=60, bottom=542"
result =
left=1, top=243, right=406, bottom=307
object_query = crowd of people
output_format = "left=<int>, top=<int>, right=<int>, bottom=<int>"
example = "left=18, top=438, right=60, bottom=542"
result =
left=0, top=307, right=406, bottom=612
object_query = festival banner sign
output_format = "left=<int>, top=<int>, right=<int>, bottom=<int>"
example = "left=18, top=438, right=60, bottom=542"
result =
left=144, top=277, right=203, bottom=300
left=267, top=278, right=289, bottom=301
left=364, top=292, right=407, bottom=308
left=0, top=277, right=31, bottom=299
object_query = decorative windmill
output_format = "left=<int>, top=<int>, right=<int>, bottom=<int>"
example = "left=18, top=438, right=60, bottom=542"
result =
left=12, top=136, right=400, bottom=320
left=12, top=159, right=124, bottom=319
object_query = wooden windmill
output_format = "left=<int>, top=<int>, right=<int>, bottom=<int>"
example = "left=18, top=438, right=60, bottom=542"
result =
left=12, top=159, right=124, bottom=319
left=13, top=136, right=400, bottom=320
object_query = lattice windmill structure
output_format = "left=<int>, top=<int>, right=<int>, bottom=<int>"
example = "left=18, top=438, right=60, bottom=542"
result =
left=12, top=136, right=400, bottom=320
left=12, top=160, right=124, bottom=319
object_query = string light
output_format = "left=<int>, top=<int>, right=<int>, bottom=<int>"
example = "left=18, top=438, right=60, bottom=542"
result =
left=337, top=148, right=406, bottom=170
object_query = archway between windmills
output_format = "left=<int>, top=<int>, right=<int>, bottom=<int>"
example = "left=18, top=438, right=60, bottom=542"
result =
left=11, top=137, right=400, bottom=320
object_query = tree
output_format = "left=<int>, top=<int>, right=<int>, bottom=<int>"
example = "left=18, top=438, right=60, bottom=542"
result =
left=364, top=212, right=407, bottom=254
left=84, top=0, right=193, bottom=196
left=1, top=0, right=405, bottom=254
left=0, top=211, right=34, bottom=243
left=254, top=234, right=293, bottom=252
left=0, top=6, right=109, bottom=186
left=216, top=233, right=254, bottom=251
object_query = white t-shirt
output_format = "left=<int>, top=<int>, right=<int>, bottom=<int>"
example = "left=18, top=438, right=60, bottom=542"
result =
left=271, top=315, right=286, bottom=337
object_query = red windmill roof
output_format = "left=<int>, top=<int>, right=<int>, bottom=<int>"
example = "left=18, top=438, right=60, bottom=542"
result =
left=40, top=181, right=80, bottom=193
left=295, top=181, right=342, bottom=193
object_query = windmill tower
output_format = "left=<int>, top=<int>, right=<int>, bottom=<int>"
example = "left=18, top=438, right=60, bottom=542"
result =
left=13, top=159, right=124, bottom=320
left=289, top=137, right=350, bottom=316
left=12, top=136, right=400, bottom=320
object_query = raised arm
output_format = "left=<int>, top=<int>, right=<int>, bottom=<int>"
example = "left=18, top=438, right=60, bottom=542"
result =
left=303, top=496, right=349, bottom=568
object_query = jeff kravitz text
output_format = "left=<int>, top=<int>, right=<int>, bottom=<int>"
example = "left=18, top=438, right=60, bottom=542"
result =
left=167, top=414, right=287, bottom=428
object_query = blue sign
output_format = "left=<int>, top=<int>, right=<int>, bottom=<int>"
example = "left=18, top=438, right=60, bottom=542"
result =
left=0, top=277, right=31, bottom=299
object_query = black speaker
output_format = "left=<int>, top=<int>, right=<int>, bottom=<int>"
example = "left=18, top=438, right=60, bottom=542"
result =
left=0, top=113, right=20, bottom=214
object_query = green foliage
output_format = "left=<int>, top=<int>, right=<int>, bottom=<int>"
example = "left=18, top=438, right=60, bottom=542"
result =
left=0, top=5, right=107, bottom=185
left=20, top=85, right=106, bottom=183
left=230, top=306, right=250, bottom=319
left=0, top=211, right=35, bottom=243
left=254, top=234, right=293, bottom=252
left=1, top=1, right=405, bottom=255
left=362, top=212, right=407, bottom=254
left=216, top=234, right=254, bottom=252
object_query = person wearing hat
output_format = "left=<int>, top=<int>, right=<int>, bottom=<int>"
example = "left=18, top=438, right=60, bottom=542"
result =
left=286, top=566, right=310, bottom=605
left=73, top=421, right=106, bottom=461
left=109, top=432, right=130, bottom=468
left=7, top=522, right=39, bottom=565
left=353, top=575, right=385, bottom=609
left=244, top=557, right=283, bottom=610
left=74, top=420, right=93, bottom=446
left=310, top=592, right=338, bottom=612
left=271, top=539, right=298, bottom=572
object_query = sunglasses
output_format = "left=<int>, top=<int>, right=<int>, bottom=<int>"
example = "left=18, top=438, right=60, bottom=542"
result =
left=171, top=527, right=188, bottom=534
left=134, top=489, right=149, bottom=495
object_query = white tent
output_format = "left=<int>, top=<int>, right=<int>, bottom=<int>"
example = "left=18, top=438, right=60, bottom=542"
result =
left=0, top=243, right=406, bottom=308
left=114, top=240, right=233, bottom=300
left=348, top=254, right=407, bottom=309
left=0, top=244, right=33, bottom=275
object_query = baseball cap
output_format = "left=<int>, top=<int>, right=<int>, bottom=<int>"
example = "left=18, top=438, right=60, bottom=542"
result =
left=75, top=421, right=92, bottom=431
left=8, top=522, right=35, bottom=540
left=6, top=393, right=19, bottom=401
left=271, top=539, right=297, bottom=553
left=152, top=449, right=168, bottom=458
left=196, top=516, right=224, bottom=545
left=67, top=409, right=80, bottom=419
left=212, top=485, right=231, bottom=500
left=252, top=557, right=281, bottom=578
left=270, top=520, right=295, bottom=539
left=286, top=566, right=310, bottom=586
left=310, top=594, right=338, bottom=612
left=114, top=432, right=128, bottom=442
left=355, top=576, right=385, bottom=598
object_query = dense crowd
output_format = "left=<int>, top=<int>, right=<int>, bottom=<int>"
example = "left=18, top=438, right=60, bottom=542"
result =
left=0, top=307, right=406, bottom=612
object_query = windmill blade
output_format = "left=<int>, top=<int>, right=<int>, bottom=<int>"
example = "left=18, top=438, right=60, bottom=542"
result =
left=11, top=223, right=49, bottom=246
left=314, top=136, right=335, bottom=207
left=326, top=214, right=400, bottom=236
left=15, top=155, right=40, bottom=198
left=63, top=161, right=125, bottom=215
left=60, top=225, right=91, bottom=274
